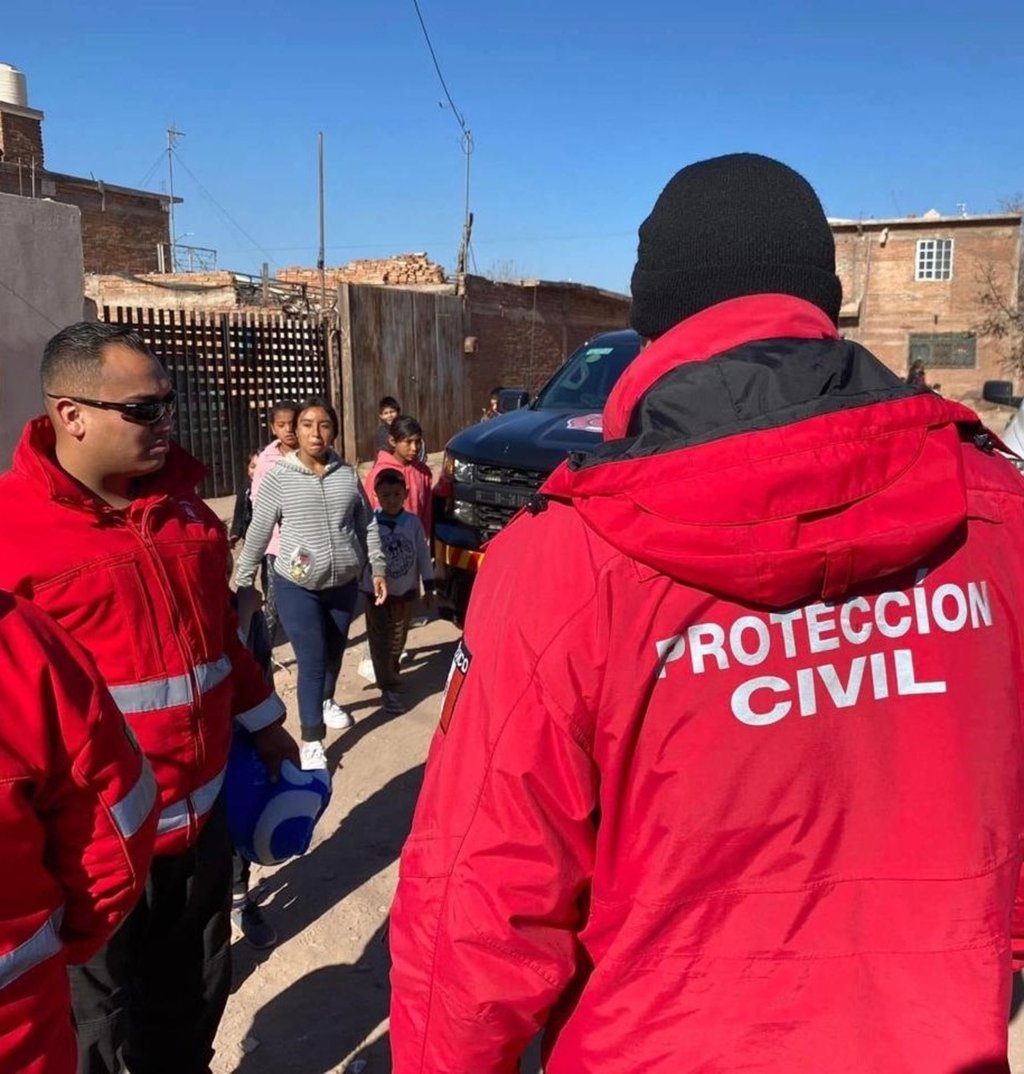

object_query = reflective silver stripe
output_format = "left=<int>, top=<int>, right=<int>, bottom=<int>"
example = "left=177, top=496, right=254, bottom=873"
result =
left=156, top=800, right=189, bottom=835
left=191, top=767, right=225, bottom=818
left=234, top=692, right=286, bottom=733
left=155, top=765, right=227, bottom=837
left=110, top=673, right=191, bottom=715
left=109, top=654, right=233, bottom=716
left=195, top=655, right=232, bottom=695
left=109, top=763, right=157, bottom=840
left=0, top=908, right=63, bottom=991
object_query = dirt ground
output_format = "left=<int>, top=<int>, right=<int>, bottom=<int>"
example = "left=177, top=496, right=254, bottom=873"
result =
left=211, top=609, right=459, bottom=1074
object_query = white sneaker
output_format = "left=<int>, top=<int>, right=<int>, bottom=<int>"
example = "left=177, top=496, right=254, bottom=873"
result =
left=357, top=655, right=377, bottom=684
left=322, top=698, right=354, bottom=730
left=300, top=740, right=327, bottom=770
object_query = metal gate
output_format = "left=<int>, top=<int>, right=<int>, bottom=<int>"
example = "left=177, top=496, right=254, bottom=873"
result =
left=101, top=307, right=328, bottom=497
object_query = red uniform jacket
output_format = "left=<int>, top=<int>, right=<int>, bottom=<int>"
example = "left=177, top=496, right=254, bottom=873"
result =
left=0, top=592, right=157, bottom=1074
left=390, top=296, right=1024, bottom=1073
left=365, top=450, right=433, bottom=536
left=0, top=418, right=285, bottom=855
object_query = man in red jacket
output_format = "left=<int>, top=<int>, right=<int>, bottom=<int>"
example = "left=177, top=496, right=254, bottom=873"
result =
left=389, top=154, right=1024, bottom=1072
left=0, top=322, right=298, bottom=1074
left=0, top=591, right=157, bottom=1074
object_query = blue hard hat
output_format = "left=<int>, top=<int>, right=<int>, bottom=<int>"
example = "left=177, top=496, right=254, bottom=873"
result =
left=225, top=730, right=332, bottom=865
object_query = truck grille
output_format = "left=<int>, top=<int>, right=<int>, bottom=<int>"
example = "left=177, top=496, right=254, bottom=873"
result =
left=473, top=465, right=546, bottom=536
left=476, top=464, right=547, bottom=488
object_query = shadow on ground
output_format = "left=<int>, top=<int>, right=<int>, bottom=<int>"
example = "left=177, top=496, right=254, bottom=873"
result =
left=227, top=632, right=459, bottom=1072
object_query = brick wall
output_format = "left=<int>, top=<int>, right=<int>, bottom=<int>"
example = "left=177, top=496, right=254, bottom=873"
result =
left=463, top=275, right=631, bottom=413
left=834, top=215, right=1022, bottom=409
left=0, top=109, right=43, bottom=167
left=0, top=170, right=169, bottom=274
left=279, top=252, right=447, bottom=291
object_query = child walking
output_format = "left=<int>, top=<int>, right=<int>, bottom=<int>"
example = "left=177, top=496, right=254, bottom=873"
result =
left=251, top=400, right=300, bottom=644
left=363, top=469, right=435, bottom=713
left=235, top=399, right=387, bottom=770
left=365, top=414, right=433, bottom=536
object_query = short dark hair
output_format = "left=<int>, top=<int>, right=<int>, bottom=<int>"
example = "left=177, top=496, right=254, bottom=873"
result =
left=389, top=415, right=423, bottom=441
left=379, top=395, right=400, bottom=412
left=269, top=400, right=299, bottom=422
left=41, top=322, right=154, bottom=396
left=374, top=468, right=407, bottom=492
left=296, top=397, right=339, bottom=438
left=490, top=386, right=504, bottom=397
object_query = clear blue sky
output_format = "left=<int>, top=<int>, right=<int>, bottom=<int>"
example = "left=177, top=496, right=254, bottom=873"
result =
left=4, top=1, right=1021, bottom=293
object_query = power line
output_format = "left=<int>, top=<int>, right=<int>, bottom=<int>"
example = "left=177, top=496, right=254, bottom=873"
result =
left=411, top=0, right=468, bottom=134
left=134, top=149, right=167, bottom=192
left=170, top=148, right=274, bottom=263
left=0, top=274, right=62, bottom=330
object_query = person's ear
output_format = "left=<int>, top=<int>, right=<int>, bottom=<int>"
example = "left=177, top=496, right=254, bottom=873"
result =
left=51, top=397, right=88, bottom=441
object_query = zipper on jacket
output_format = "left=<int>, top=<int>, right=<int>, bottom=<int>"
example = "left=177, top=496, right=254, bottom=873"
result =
left=126, top=499, right=206, bottom=795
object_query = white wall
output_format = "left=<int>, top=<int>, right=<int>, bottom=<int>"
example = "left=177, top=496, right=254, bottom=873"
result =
left=0, top=193, right=83, bottom=465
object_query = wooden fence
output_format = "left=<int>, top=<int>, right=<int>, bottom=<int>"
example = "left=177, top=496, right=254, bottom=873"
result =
left=102, top=288, right=471, bottom=496
left=338, top=283, right=471, bottom=462
left=101, top=307, right=328, bottom=497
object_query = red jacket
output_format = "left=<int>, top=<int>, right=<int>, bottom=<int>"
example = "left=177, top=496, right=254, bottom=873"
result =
left=390, top=296, right=1024, bottom=1073
left=0, top=591, right=157, bottom=1074
left=365, top=450, right=433, bottom=535
left=0, top=418, right=285, bottom=856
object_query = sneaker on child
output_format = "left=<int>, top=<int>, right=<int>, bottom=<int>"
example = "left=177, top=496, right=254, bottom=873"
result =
left=300, top=740, right=328, bottom=770
left=231, top=898, right=278, bottom=950
left=322, top=698, right=354, bottom=730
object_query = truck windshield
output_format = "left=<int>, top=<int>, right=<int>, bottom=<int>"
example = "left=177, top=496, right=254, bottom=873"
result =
left=533, top=337, right=641, bottom=410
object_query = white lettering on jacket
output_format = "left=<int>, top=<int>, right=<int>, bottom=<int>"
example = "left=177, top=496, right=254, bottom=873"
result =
left=656, top=578, right=991, bottom=726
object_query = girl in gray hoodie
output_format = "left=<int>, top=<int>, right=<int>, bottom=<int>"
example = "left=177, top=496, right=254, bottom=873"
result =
left=236, top=399, right=386, bottom=769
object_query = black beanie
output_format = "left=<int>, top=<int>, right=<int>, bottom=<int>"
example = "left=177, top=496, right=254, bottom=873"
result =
left=630, top=153, right=842, bottom=339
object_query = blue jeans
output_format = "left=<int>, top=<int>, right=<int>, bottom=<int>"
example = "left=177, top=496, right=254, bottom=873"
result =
left=274, top=574, right=359, bottom=741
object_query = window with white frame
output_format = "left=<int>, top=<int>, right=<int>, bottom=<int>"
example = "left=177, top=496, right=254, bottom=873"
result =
left=915, top=238, right=953, bottom=281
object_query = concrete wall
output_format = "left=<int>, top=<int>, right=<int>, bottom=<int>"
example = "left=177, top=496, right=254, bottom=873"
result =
left=0, top=193, right=84, bottom=465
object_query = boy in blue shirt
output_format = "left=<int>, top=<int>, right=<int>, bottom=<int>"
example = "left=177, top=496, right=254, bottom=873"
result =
left=362, top=469, right=434, bottom=712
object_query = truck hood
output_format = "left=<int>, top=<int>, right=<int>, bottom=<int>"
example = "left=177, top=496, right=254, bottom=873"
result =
left=445, top=408, right=606, bottom=474
left=542, top=295, right=988, bottom=609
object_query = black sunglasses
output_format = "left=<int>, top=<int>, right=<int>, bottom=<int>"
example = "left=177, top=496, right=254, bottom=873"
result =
left=47, top=390, right=177, bottom=426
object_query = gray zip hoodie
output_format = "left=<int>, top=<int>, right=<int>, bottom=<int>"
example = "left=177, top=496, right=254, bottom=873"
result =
left=235, top=450, right=385, bottom=590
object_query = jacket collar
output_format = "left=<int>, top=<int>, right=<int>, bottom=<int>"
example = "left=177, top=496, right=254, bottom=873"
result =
left=603, top=295, right=839, bottom=440
left=13, top=415, right=205, bottom=512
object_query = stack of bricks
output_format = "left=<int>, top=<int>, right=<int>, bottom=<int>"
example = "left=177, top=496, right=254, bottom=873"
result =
left=278, top=252, right=448, bottom=290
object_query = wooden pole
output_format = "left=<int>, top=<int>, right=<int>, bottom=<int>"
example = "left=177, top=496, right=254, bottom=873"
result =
left=337, top=283, right=357, bottom=463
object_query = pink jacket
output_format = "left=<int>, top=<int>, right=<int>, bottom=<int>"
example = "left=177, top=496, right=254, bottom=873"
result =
left=365, top=450, right=433, bottom=535
left=251, top=440, right=291, bottom=557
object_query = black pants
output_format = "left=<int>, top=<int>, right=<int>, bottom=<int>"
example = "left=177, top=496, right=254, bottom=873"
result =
left=260, top=554, right=283, bottom=646
left=70, top=802, right=233, bottom=1074
left=366, top=597, right=413, bottom=692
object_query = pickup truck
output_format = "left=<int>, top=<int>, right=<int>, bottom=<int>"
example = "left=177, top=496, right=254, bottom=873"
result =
left=982, top=380, right=1024, bottom=464
left=434, top=328, right=642, bottom=625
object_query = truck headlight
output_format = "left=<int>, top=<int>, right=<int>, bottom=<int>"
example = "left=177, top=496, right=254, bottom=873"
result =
left=452, top=500, right=477, bottom=525
left=452, top=458, right=475, bottom=483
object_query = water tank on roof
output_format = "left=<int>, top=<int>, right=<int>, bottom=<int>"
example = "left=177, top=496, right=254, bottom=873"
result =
left=0, top=64, right=28, bottom=107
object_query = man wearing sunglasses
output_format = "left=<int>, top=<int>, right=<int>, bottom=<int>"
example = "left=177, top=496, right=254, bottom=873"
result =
left=0, top=321, right=298, bottom=1074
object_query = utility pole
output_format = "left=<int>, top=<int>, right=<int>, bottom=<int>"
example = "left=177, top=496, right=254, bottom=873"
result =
left=455, top=128, right=474, bottom=285
left=166, top=124, right=184, bottom=272
left=317, top=131, right=326, bottom=313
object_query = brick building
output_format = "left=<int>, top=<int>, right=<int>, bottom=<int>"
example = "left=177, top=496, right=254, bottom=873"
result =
left=0, top=63, right=173, bottom=274
left=832, top=211, right=1022, bottom=407
left=462, top=275, right=630, bottom=411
